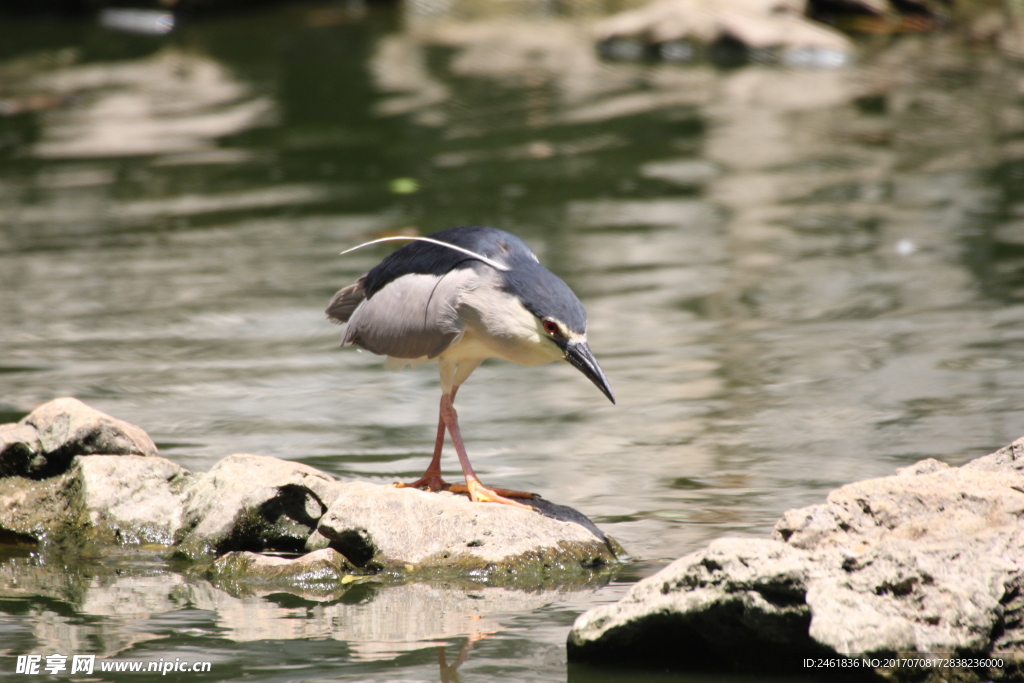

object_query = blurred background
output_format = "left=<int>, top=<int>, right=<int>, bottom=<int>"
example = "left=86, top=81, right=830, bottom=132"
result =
left=3, top=0, right=1024, bottom=680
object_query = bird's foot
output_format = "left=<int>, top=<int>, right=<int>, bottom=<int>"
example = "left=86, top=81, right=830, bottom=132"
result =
left=449, top=480, right=537, bottom=511
left=395, top=474, right=537, bottom=511
left=394, top=472, right=451, bottom=492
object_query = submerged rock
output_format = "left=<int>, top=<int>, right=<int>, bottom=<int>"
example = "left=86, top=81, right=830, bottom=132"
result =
left=205, top=548, right=355, bottom=590
left=568, top=438, right=1024, bottom=681
left=313, top=481, right=623, bottom=586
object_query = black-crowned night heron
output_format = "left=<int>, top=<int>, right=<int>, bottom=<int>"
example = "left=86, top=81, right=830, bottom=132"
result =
left=327, top=225, right=614, bottom=510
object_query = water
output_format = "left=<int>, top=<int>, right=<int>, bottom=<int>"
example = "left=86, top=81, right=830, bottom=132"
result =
left=1, top=3, right=1023, bottom=681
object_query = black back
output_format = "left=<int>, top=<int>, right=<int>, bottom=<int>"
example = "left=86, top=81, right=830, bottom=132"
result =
left=362, top=226, right=506, bottom=297
left=363, top=226, right=588, bottom=334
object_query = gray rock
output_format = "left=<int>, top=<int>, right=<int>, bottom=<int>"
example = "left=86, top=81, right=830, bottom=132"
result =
left=963, top=436, right=1024, bottom=474
left=304, top=527, right=332, bottom=552
left=75, top=454, right=190, bottom=545
left=779, top=442, right=1024, bottom=660
left=569, top=437, right=1024, bottom=680
left=0, top=424, right=43, bottom=478
left=569, top=538, right=823, bottom=671
left=314, top=481, right=622, bottom=586
left=0, top=470, right=77, bottom=545
left=2, top=397, right=158, bottom=479
left=174, top=454, right=341, bottom=560
left=0, top=454, right=189, bottom=546
left=0, top=401, right=624, bottom=591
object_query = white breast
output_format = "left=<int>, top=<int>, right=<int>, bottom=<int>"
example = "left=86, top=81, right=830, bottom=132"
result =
left=449, top=281, right=564, bottom=368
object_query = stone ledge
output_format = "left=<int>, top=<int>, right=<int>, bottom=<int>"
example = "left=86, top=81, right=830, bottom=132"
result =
left=0, top=398, right=624, bottom=590
left=567, top=437, right=1024, bottom=681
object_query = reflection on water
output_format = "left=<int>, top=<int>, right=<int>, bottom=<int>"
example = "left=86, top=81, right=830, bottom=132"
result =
left=0, top=546, right=608, bottom=676
left=29, top=48, right=273, bottom=159
left=2, top=2, right=1024, bottom=681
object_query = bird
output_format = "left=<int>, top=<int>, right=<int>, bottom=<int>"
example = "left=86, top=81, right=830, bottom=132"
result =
left=327, top=225, right=614, bottom=510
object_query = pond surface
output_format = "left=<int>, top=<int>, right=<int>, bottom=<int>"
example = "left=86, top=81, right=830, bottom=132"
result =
left=2, top=2, right=1024, bottom=681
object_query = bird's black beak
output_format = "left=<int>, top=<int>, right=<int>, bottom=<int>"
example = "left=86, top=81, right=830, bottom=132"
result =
left=564, top=341, right=615, bottom=404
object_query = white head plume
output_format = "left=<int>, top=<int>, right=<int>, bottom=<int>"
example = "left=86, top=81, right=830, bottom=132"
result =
left=340, top=236, right=510, bottom=272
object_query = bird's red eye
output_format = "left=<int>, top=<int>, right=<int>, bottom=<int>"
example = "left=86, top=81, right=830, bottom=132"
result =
left=543, top=320, right=559, bottom=335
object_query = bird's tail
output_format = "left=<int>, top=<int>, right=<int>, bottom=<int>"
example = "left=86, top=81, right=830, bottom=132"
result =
left=326, top=276, right=366, bottom=323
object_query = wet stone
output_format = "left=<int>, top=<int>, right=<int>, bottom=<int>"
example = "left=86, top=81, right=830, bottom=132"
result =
left=205, top=548, right=356, bottom=588
left=0, top=454, right=189, bottom=547
left=0, top=471, right=77, bottom=546
left=568, top=437, right=1024, bottom=681
left=314, top=481, right=624, bottom=586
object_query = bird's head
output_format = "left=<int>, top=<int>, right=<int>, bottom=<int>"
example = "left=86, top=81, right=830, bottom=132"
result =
left=499, top=259, right=616, bottom=405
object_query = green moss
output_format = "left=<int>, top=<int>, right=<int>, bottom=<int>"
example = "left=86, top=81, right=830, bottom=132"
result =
left=371, top=538, right=625, bottom=590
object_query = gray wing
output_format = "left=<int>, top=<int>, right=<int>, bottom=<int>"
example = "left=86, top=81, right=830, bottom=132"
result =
left=341, top=268, right=478, bottom=359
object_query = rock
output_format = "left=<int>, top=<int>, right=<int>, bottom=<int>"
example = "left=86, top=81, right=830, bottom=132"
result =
left=205, top=548, right=356, bottom=593
left=778, top=440, right=1024, bottom=661
left=568, top=438, right=1024, bottom=680
left=75, top=454, right=190, bottom=545
left=314, top=481, right=623, bottom=586
left=0, top=401, right=624, bottom=591
left=1, top=397, right=158, bottom=479
left=0, top=424, right=43, bottom=479
left=304, top=527, right=333, bottom=552
left=174, top=454, right=341, bottom=560
left=0, top=454, right=189, bottom=546
left=568, top=538, right=825, bottom=672
left=964, top=437, right=1024, bottom=474
left=0, top=471, right=77, bottom=545
left=595, top=0, right=853, bottom=66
